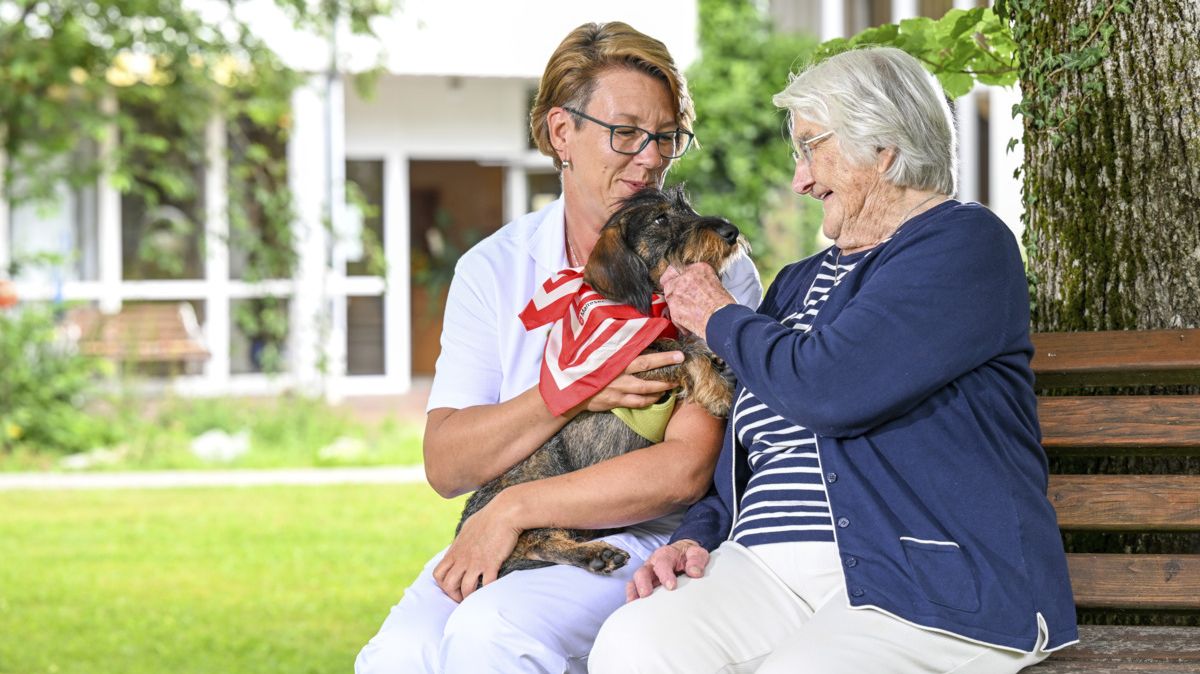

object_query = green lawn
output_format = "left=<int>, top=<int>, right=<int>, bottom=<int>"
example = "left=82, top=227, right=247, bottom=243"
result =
left=0, top=484, right=464, bottom=674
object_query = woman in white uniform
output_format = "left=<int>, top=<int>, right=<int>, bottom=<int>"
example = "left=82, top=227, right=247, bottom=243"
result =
left=355, top=21, right=762, bottom=674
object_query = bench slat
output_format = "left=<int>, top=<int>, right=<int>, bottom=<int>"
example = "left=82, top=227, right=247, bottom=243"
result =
left=1039, top=397, right=1200, bottom=454
left=1026, top=330, right=1200, bottom=670
left=1032, top=329, right=1200, bottom=388
left=1067, top=554, right=1200, bottom=609
left=80, top=340, right=212, bottom=362
left=68, top=303, right=209, bottom=363
left=1030, top=625, right=1200, bottom=672
left=1049, top=475, right=1200, bottom=531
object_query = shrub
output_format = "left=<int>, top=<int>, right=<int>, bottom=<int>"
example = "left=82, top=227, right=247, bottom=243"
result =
left=0, top=303, right=113, bottom=455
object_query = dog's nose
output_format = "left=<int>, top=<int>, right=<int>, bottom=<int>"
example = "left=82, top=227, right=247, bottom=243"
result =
left=712, top=220, right=740, bottom=244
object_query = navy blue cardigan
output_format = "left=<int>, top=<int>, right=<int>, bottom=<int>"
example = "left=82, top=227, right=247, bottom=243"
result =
left=671, top=201, right=1078, bottom=653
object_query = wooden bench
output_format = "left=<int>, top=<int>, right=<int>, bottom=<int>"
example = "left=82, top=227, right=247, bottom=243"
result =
left=65, top=302, right=210, bottom=375
left=1027, top=329, right=1200, bottom=672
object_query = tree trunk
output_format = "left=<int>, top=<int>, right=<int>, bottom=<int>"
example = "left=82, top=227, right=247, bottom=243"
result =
left=1009, top=1, right=1200, bottom=626
left=1014, top=0, right=1200, bottom=332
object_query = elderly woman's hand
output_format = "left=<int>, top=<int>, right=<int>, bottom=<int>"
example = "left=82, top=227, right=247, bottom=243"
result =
left=626, top=539, right=710, bottom=602
left=660, top=263, right=735, bottom=341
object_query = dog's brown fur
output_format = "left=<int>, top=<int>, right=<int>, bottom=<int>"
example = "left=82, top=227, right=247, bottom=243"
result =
left=454, top=186, right=746, bottom=577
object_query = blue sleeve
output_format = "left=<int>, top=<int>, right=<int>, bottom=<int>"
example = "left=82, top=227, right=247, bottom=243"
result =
left=705, top=212, right=1027, bottom=438
left=668, top=487, right=728, bottom=551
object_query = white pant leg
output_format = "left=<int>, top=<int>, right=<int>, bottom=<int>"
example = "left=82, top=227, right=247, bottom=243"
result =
left=358, top=525, right=671, bottom=674
left=592, top=538, right=1049, bottom=674
left=356, top=548, right=455, bottom=674
left=756, top=596, right=1050, bottom=674
left=590, top=542, right=816, bottom=674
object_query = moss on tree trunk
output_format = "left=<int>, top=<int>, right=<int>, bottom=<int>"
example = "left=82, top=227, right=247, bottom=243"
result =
left=1014, top=0, right=1200, bottom=332
left=1009, top=0, right=1200, bottom=626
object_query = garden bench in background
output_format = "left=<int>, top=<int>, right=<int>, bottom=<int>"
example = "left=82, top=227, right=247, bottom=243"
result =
left=65, top=302, right=209, bottom=375
left=1027, top=328, right=1200, bottom=673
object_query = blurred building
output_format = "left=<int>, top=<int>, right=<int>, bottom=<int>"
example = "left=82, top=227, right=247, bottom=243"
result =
left=0, top=0, right=1019, bottom=398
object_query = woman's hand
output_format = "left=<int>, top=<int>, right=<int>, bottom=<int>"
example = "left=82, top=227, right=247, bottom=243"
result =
left=660, top=264, right=735, bottom=341
left=572, top=350, right=684, bottom=414
left=626, top=539, right=710, bottom=602
left=433, top=494, right=524, bottom=603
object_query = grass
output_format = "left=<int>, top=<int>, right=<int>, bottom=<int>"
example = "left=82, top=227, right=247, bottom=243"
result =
left=0, top=395, right=426, bottom=472
left=0, top=483, right=464, bottom=674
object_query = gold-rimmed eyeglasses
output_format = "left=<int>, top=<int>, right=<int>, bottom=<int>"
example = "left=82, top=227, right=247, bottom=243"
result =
left=563, top=107, right=695, bottom=159
left=791, top=130, right=835, bottom=165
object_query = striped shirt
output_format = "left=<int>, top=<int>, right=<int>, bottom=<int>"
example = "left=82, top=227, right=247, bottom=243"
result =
left=730, top=248, right=866, bottom=547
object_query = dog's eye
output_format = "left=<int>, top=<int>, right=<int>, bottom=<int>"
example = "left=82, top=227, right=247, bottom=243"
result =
left=655, top=214, right=668, bottom=225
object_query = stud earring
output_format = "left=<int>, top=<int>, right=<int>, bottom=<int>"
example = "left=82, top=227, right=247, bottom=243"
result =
left=561, top=159, right=572, bottom=170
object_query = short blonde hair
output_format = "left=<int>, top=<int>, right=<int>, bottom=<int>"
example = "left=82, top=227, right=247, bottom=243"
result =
left=530, top=22, right=694, bottom=171
left=774, top=47, right=957, bottom=195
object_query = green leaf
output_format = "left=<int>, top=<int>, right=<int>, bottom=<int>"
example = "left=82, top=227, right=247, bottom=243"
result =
left=948, top=8, right=987, bottom=40
left=938, top=72, right=974, bottom=98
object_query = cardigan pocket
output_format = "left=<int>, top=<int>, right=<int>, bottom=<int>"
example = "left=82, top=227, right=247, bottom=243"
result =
left=900, top=537, right=981, bottom=613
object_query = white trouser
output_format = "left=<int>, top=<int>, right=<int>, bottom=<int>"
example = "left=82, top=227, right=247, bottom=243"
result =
left=355, top=523, right=674, bottom=674
left=590, top=541, right=1050, bottom=674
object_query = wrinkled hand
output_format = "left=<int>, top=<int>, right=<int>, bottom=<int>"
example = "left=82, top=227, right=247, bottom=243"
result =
left=626, top=539, right=710, bottom=602
left=660, top=264, right=734, bottom=341
left=433, top=497, right=522, bottom=603
left=572, top=350, right=683, bottom=414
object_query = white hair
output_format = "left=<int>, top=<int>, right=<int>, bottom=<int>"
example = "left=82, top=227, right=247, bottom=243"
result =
left=773, top=46, right=957, bottom=195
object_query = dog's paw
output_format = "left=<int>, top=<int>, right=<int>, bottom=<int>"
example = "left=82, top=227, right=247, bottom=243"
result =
left=584, top=544, right=630, bottom=574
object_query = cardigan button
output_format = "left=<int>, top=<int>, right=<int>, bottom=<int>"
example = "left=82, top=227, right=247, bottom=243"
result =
left=826, top=472, right=838, bottom=483
left=837, top=517, right=850, bottom=528
left=844, top=556, right=858, bottom=568
left=851, top=587, right=866, bottom=598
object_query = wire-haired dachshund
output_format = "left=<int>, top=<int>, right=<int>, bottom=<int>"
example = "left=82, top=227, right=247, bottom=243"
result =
left=454, top=185, right=747, bottom=577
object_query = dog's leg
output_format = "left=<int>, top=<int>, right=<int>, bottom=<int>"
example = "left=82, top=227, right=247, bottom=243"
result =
left=501, top=528, right=630, bottom=577
left=680, top=349, right=734, bottom=417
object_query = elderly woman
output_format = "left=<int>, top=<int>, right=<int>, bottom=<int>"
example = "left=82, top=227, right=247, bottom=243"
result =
left=589, top=47, right=1077, bottom=674
left=355, top=21, right=761, bottom=674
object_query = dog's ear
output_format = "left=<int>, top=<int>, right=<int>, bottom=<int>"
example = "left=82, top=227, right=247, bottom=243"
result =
left=665, top=184, right=694, bottom=214
left=584, top=225, right=654, bottom=315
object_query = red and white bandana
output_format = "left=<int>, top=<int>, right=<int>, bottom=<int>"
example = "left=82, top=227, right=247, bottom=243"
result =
left=519, top=268, right=677, bottom=416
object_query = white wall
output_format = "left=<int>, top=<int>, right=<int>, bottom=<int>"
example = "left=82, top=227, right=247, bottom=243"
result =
left=215, top=0, right=700, bottom=77
left=345, top=76, right=534, bottom=159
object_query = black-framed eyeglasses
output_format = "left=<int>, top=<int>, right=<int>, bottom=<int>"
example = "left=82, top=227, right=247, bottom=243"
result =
left=791, top=130, right=835, bottom=165
left=563, top=106, right=694, bottom=159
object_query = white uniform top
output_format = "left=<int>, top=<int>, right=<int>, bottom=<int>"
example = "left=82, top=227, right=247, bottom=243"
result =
left=427, top=196, right=763, bottom=412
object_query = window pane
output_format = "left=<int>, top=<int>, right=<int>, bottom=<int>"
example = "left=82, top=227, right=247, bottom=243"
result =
left=121, top=193, right=205, bottom=280
left=346, top=295, right=385, bottom=375
left=228, top=115, right=292, bottom=281
left=345, top=159, right=385, bottom=277
left=119, top=102, right=206, bottom=281
left=9, top=181, right=99, bottom=283
left=230, top=298, right=290, bottom=374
